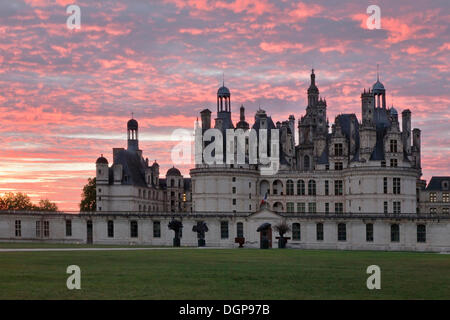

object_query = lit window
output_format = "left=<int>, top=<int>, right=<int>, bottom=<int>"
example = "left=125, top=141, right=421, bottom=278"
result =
left=430, top=192, right=437, bottom=202
left=443, top=193, right=449, bottom=203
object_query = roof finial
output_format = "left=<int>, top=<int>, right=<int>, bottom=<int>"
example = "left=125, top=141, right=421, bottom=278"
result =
left=131, top=112, right=134, bottom=119
left=222, top=72, right=225, bottom=87
left=377, top=64, right=379, bottom=81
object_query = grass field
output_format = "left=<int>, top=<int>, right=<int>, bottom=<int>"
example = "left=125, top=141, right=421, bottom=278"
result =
left=0, top=245, right=449, bottom=299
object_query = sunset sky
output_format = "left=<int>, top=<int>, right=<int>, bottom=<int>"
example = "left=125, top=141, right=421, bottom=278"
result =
left=0, top=0, right=448, bottom=211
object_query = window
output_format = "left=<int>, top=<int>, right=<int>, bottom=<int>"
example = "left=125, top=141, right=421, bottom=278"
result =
left=381, top=160, right=386, bottom=167
left=335, top=203, right=344, bottom=213
left=335, top=162, right=343, bottom=170
left=308, top=180, right=316, bottom=195
left=391, top=224, right=400, bottom=242
left=316, top=223, right=324, bottom=241
left=308, top=202, right=316, bottom=213
left=430, top=208, right=437, bottom=214
left=292, top=223, right=301, bottom=240
left=338, top=223, right=346, bottom=241
left=390, top=159, right=398, bottom=167
left=393, top=201, right=401, bottom=214
left=390, top=139, right=397, bottom=153
left=65, top=220, right=72, bottom=237
left=383, top=177, right=388, bottom=194
left=36, top=221, right=41, bottom=238
left=15, top=220, right=21, bottom=237
left=232, top=187, right=236, bottom=194
left=304, top=155, right=310, bottom=170
left=130, top=221, right=138, bottom=238
left=334, top=143, right=343, bottom=156
left=443, top=193, right=449, bottom=203
left=104, top=220, right=114, bottom=238
left=393, top=178, right=401, bottom=194
left=366, top=224, right=373, bottom=242
left=287, top=202, right=294, bottom=213
left=153, top=221, right=161, bottom=238
left=325, top=203, right=329, bottom=214
left=286, top=180, right=294, bottom=195
left=42, top=221, right=50, bottom=238
left=236, top=222, right=244, bottom=238
left=443, top=208, right=449, bottom=214
left=429, top=192, right=437, bottom=202
left=384, top=201, right=388, bottom=214
left=297, top=180, right=305, bottom=195
left=325, top=180, right=329, bottom=195
left=297, top=202, right=305, bottom=213
left=220, top=221, right=229, bottom=239
left=334, top=180, right=343, bottom=196
left=232, top=177, right=236, bottom=182
left=417, top=225, right=426, bottom=243
left=325, top=164, right=330, bottom=170
left=232, top=199, right=236, bottom=205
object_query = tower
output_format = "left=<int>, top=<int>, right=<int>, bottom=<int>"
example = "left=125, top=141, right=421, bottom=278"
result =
left=373, top=67, right=386, bottom=109
left=96, top=154, right=109, bottom=185
left=127, top=117, right=139, bottom=151
left=307, top=69, right=319, bottom=107
left=361, top=88, right=375, bottom=126
left=217, top=81, right=231, bottom=113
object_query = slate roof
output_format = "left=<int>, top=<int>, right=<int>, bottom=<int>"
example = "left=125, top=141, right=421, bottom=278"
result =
left=425, top=177, right=450, bottom=191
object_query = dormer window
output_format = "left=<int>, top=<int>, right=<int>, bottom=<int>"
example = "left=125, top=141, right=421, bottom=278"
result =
left=442, top=181, right=449, bottom=190
left=390, top=140, right=397, bottom=153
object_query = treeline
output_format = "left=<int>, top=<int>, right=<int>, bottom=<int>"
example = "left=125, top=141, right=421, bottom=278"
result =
left=0, top=192, right=58, bottom=212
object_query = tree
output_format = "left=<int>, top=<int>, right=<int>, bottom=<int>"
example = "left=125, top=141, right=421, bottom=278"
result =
left=36, top=199, right=58, bottom=212
left=274, top=221, right=291, bottom=249
left=80, top=177, right=96, bottom=212
left=0, top=193, right=58, bottom=212
left=0, top=192, right=33, bottom=210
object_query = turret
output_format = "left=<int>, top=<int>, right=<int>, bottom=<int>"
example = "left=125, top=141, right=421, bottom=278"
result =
left=127, top=118, right=139, bottom=151
left=200, top=109, right=211, bottom=130
left=96, top=154, right=109, bottom=185
left=307, top=69, right=319, bottom=107
left=361, top=88, right=375, bottom=126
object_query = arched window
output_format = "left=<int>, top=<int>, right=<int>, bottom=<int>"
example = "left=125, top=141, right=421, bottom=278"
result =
left=308, top=180, right=316, bottom=195
left=260, top=180, right=270, bottom=196
left=304, top=155, right=310, bottom=170
left=292, top=223, right=301, bottom=240
left=338, top=223, right=346, bottom=241
left=286, top=180, right=294, bottom=195
left=297, top=180, right=305, bottom=195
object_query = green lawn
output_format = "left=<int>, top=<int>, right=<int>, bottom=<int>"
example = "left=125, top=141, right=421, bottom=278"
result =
left=0, top=247, right=449, bottom=299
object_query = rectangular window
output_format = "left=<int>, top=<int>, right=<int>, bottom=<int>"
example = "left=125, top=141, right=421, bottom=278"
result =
left=335, top=143, right=343, bottom=156
left=236, top=222, right=244, bottom=238
left=443, top=193, right=449, bottom=203
left=232, top=199, right=236, bottom=205
left=417, top=225, right=426, bottom=243
left=381, top=160, right=386, bottom=167
left=383, top=177, right=388, bottom=194
left=324, top=180, right=329, bottom=195
left=220, top=221, right=229, bottom=239
left=292, top=223, right=301, bottom=240
left=334, top=180, right=343, bottom=196
left=43, top=221, right=49, bottom=238
left=429, top=192, right=437, bottom=202
left=308, top=202, right=316, bottom=213
left=316, top=223, right=324, bottom=241
left=391, top=224, right=400, bottom=242
left=393, top=178, right=401, bottom=194
left=130, top=220, right=138, bottom=238
left=390, top=158, right=398, bottom=167
left=287, top=202, right=294, bottom=213
left=297, top=202, right=305, bottom=213
left=65, top=220, right=72, bottom=237
left=153, top=221, right=161, bottom=238
left=390, top=139, right=397, bottom=153
left=384, top=201, right=388, bottom=214
left=335, top=202, right=344, bottom=214
left=36, top=221, right=41, bottom=238
left=443, top=208, right=449, bottom=214
left=325, top=203, right=329, bottom=214
left=366, top=224, right=374, bottom=242
left=107, top=220, right=114, bottom=238
left=338, top=223, right=346, bottom=241
left=393, top=201, right=401, bottom=214
left=232, top=187, right=236, bottom=194
left=430, top=208, right=437, bottom=214
left=15, top=220, right=21, bottom=237
left=335, top=162, right=343, bottom=170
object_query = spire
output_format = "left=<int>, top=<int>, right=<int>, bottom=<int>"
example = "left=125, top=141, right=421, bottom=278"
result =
left=377, top=64, right=379, bottom=81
